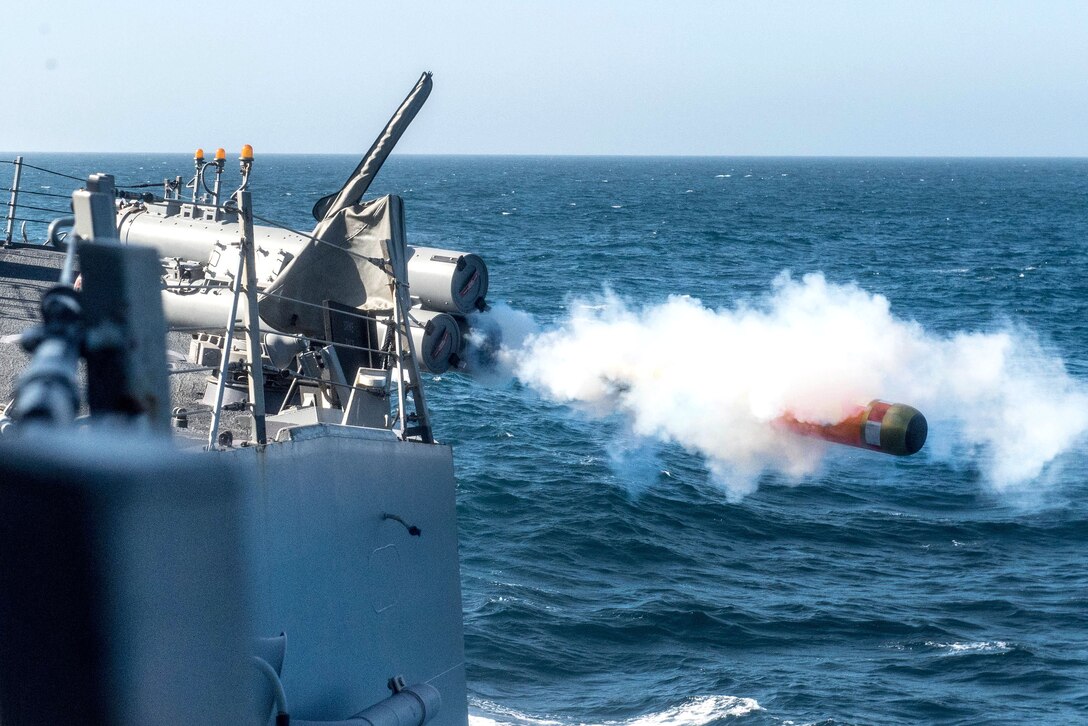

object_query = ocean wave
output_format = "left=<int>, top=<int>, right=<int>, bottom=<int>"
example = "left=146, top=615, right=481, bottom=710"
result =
left=469, top=695, right=762, bottom=726
left=924, top=640, right=1012, bottom=655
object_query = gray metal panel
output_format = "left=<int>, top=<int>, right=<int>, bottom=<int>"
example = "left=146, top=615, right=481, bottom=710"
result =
left=72, top=174, right=120, bottom=243
left=79, top=242, right=172, bottom=430
left=226, top=428, right=468, bottom=724
left=0, top=431, right=255, bottom=725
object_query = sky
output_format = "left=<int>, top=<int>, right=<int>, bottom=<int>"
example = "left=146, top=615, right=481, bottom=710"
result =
left=2, top=1, right=1087, bottom=156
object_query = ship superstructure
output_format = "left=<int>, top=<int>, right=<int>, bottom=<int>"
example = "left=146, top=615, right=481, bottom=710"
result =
left=0, top=73, right=482, bottom=726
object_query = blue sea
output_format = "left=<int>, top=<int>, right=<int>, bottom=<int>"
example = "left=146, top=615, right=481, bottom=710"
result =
left=7, top=153, right=1088, bottom=724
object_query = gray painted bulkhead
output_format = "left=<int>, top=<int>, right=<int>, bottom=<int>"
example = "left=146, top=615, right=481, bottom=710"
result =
left=224, top=423, right=468, bottom=724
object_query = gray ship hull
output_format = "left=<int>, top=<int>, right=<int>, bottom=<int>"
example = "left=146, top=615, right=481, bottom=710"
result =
left=237, top=423, right=468, bottom=723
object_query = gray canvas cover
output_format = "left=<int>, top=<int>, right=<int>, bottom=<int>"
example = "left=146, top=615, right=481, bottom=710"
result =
left=311, top=72, right=432, bottom=221
left=258, top=195, right=408, bottom=339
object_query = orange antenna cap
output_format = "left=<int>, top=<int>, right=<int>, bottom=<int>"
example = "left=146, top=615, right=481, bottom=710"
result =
left=194, top=148, right=205, bottom=160
left=215, top=147, right=226, bottom=161
left=240, top=144, right=254, bottom=161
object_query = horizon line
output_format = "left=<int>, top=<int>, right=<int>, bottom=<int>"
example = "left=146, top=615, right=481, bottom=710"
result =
left=3, top=150, right=1087, bottom=160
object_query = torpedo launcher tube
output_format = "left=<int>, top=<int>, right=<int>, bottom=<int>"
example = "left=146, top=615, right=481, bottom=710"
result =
left=406, top=246, right=489, bottom=314
left=777, top=400, right=928, bottom=456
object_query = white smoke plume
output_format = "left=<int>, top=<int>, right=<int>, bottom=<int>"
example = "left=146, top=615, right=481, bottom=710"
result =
left=477, top=273, right=1088, bottom=500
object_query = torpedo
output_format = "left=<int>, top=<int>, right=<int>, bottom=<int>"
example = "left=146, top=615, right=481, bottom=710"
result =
left=777, top=400, right=928, bottom=456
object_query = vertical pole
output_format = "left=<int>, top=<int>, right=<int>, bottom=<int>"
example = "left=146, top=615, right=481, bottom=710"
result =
left=207, top=253, right=245, bottom=450
left=5, top=156, right=23, bottom=246
left=212, top=162, right=223, bottom=211
left=192, top=157, right=202, bottom=202
left=388, top=276, right=432, bottom=443
left=238, top=188, right=266, bottom=446
left=390, top=294, right=409, bottom=436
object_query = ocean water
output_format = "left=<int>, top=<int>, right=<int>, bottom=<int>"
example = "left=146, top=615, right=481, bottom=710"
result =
left=6, top=153, right=1088, bottom=724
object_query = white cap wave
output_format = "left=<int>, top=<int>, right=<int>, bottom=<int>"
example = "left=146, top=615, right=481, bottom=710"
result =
left=469, top=695, right=761, bottom=726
